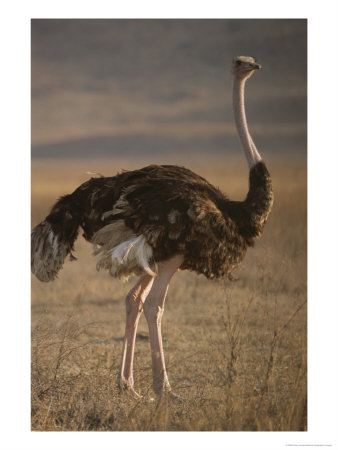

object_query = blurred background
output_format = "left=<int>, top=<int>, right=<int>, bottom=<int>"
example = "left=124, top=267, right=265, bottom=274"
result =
left=31, top=19, right=307, bottom=161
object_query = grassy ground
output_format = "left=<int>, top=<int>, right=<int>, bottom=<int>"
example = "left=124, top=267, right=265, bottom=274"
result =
left=31, top=156, right=307, bottom=431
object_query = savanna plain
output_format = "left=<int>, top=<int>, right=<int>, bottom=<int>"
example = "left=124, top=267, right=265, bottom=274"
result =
left=31, top=156, right=307, bottom=431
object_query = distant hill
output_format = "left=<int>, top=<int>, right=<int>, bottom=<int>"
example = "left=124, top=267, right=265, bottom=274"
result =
left=31, top=132, right=306, bottom=160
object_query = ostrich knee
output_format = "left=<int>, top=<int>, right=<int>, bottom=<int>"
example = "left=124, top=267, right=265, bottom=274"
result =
left=143, top=303, right=164, bottom=325
left=125, top=289, right=143, bottom=320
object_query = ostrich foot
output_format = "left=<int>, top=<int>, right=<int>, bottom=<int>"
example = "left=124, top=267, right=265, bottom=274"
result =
left=126, top=387, right=143, bottom=399
left=118, top=379, right=143, bottom=399
left=150, top=387, right=186, bottom=403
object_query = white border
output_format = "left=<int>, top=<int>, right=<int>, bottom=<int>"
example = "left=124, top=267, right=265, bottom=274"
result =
left=1, top=1, right=338, bottom=449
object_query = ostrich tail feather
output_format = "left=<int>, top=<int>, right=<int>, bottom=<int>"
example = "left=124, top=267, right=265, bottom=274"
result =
left=31, top=221, right=72, bottom=282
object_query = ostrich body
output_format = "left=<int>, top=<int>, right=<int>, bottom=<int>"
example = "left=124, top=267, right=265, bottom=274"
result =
left=31, top=56, right=273, bottom=397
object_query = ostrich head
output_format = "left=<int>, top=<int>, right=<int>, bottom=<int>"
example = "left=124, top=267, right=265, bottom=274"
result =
left=232, top=56, right=261, bottom=80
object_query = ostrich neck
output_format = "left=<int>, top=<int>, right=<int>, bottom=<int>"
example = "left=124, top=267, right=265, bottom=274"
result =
left=232, top=77, right=262, bottom=168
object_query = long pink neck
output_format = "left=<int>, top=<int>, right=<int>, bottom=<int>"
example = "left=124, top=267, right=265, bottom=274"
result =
left=232, top=77, right=262, bottom=168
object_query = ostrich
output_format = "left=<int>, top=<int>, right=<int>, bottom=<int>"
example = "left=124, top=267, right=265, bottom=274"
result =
left=31, top=56, right=273, bottom=398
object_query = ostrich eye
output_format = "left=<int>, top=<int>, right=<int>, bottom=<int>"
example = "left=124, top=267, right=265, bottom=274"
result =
left=236, top=60, right=242, bottom=66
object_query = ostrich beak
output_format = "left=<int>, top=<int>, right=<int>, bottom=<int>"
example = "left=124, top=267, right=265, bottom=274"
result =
left=252, top=63, right=261, bottom=70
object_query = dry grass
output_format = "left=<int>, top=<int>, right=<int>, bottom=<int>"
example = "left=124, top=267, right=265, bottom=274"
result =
left=31, top=156, right=307, bottom=431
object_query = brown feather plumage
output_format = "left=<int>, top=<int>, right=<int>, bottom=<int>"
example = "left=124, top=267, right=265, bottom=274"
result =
left=62, top=161, right=272, bottom=280
left=31, top=161, right=273, bottom=281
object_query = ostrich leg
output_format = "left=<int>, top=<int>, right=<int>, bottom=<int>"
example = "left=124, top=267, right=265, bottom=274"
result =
left=119, top=274, right=154, bottom=397
left=143, top=255, right=184, bottom=393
